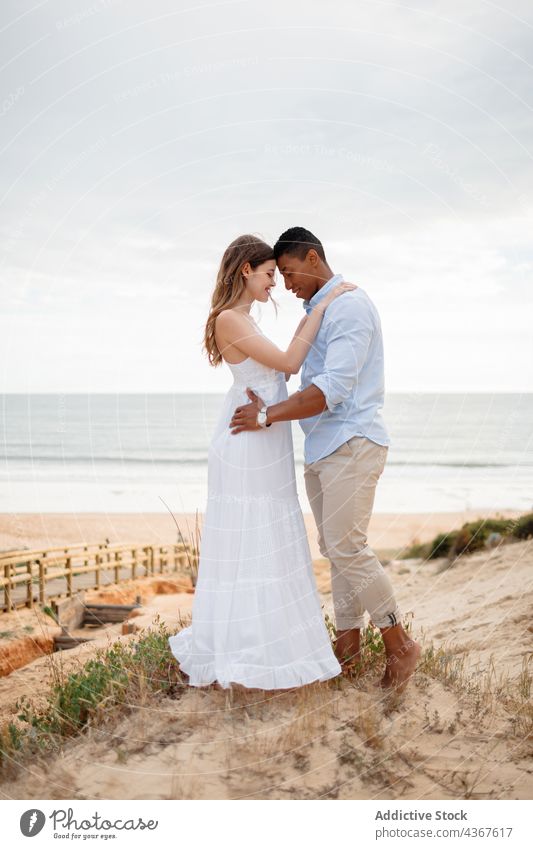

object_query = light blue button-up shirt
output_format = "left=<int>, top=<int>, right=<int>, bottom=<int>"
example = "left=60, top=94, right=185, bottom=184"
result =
left=298, top=273, right=390, bottom=464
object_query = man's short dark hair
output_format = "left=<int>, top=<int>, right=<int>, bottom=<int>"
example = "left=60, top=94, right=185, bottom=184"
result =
left=273, top=227, right=326, bottom=262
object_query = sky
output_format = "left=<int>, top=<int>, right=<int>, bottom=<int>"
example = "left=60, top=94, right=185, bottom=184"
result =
left=1, top=0, right=532, bottom=393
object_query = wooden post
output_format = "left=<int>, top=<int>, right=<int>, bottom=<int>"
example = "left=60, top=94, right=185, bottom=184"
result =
left=26, top=560, right=33, bottom=608
left=114, top=550, right=120, bottom=584
left=95, top=551, right=101, bottom=589
left=4, top=564, right=11, bottom=612
left=66, top=556, right=72, bottom=597
left=131, top=548, right=137, bottom=580
left=39, top=559, right=45, bottom=604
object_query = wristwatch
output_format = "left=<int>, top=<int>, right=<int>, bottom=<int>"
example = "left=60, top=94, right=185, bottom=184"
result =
left=257, top=405, right=272, bottom=428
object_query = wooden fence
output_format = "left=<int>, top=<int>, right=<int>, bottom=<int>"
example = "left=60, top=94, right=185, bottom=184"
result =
left=0, top=541, right=198, bottom=613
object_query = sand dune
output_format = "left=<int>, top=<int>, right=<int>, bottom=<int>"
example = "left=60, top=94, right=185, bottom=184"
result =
left=0, top=535, right=531, bottom=800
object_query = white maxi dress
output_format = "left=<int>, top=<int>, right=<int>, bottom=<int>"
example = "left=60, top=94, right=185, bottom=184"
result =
left=168, top=337, right=341, bottom=689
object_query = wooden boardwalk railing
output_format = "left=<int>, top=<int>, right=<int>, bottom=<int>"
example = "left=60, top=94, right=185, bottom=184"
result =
left=0, top=540, right=198, bottom=613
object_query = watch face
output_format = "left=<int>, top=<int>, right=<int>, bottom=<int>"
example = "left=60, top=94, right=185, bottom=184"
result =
left=258, top=410, right=267, bottom=426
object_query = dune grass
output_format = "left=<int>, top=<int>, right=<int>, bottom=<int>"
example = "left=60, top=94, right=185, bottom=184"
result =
left=0, top=611, right=392, bottom=781
left=401, top=512, right=533, bottom=562
left=1, top=607, right=530, bottom=795
left=0, top=615, right=186, bottom=779
left=419, top=642, right=532, bottom=749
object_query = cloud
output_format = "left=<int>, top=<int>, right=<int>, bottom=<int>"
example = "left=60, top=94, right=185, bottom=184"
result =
left=1, top=0, right=531, bottom=391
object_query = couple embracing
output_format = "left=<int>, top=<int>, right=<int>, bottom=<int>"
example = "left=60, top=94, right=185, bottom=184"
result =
left=169, top=226, right=420, bottom=693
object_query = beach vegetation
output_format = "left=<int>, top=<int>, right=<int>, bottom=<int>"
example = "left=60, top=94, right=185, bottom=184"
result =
left=401, top=512, right=533, bottom=561
left=0, top=616, right=185, bottom=778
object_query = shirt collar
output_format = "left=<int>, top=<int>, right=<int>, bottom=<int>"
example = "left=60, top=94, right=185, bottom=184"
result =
left=303, top=273, right=344, bottom=314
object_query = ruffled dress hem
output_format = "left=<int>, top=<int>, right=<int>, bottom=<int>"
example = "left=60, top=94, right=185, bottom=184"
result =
left=168, top=629, right=341, bottom=690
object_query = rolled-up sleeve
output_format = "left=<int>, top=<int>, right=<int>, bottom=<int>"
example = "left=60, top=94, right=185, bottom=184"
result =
left=311, top=299, right=373, bottom=413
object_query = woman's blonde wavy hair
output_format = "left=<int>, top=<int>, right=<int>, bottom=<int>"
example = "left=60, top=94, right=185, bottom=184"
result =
left=203, top=234, right=278, bottom=367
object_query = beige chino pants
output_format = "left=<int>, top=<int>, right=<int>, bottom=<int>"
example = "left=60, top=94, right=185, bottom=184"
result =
left=304, top=435, right=401, bottom=631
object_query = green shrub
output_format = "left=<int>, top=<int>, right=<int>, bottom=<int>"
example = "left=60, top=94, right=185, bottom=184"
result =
left=450, top=518, right=518, bottom=558
left=1, top=617, right=183, bottom=776
left=427, top=532, right=455, bottom=560
left=402, top=532, right=456, bottom=561
left=400, top=512, right=532, bottom=562
left=513, top=512, right=533, bottom=540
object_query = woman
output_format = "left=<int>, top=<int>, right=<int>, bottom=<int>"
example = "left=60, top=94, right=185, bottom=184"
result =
left=168, top=234, right=356, bottom=689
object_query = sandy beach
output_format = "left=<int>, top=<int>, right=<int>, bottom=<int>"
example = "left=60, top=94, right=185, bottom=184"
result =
left=0, top=508, right=531, bottom=800
left=0, top=509, right=523, bottom=560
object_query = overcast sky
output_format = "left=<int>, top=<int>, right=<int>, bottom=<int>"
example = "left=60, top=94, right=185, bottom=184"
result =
left=1, top=0, right=532, bottom=393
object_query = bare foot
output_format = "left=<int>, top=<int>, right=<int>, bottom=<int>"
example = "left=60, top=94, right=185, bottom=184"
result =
left=334, top=628, right=361, bottom=671
left=374, top=667, right=391, bottom=688
left=380, top=639, right=421, bottom=693
left=341, top=658, right=366, bottom=679
left=335, top=649, right=364, bottom=678
left=335, top=646, right=361, bottom=665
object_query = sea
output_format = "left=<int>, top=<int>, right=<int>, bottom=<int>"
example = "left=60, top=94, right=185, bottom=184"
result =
left=1, top=393, right=532, bottom=515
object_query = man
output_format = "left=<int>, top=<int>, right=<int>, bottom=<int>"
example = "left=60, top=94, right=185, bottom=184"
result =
left=229, top=226, right=420, bottom=691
